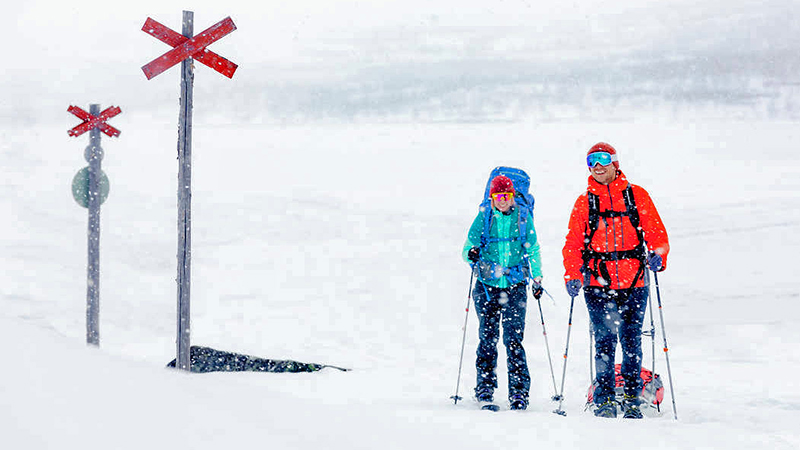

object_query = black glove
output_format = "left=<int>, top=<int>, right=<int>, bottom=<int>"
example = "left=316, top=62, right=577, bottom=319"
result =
left=467, top=247, right=481, bottom=263
left=532, top=283, right=543, bottom=300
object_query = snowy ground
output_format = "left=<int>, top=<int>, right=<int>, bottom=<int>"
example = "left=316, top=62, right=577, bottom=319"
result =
left=2, top=0, right=800, bottom=449
left=2, top=118, right=799, bottom=449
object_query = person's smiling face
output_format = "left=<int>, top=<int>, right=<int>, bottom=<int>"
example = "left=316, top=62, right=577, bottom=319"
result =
left=590, top=162, right=617, bottom=185
left=492, top=192, right=514, bottom=212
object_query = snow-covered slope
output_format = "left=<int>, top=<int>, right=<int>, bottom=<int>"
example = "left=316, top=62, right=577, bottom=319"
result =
left=2, top=118, right=799, bottom=449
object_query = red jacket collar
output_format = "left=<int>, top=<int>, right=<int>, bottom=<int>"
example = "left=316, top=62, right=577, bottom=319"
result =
left=587, top=170, right=630, bottom=195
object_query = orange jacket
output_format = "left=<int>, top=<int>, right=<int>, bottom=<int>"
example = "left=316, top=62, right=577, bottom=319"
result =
left=562, top=171, right=669, bottom=290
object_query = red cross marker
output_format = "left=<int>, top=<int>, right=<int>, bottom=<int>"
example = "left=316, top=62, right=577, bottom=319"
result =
left=141, top=16, right=238, bottom=80
left=68, top=105, right=122, bottom=138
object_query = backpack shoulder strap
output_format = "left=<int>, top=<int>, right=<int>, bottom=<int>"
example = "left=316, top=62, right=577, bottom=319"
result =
left=586, top=191, right=600, bottom=244
left=517, top=204, right=529, bottom=247
left=622, top=184, right=644, bottom=242
left=480, top=203, right=492, bottom=249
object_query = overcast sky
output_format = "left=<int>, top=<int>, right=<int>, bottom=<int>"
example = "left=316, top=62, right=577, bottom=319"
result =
left=2, top=0, right=797, bottom=124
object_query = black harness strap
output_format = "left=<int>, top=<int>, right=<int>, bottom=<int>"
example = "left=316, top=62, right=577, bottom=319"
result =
left=582, top=185, right=647, bottom=289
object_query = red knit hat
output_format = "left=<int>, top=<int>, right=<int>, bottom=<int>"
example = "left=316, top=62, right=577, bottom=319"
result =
left=489, top=175, right=515, bottom=194
left=587, top=142, right=619, bottom=169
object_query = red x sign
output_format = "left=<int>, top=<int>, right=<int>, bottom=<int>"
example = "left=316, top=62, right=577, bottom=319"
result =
left=68, top=105, right=122, bottom=138
left=141, top=16, right=237, bottom=80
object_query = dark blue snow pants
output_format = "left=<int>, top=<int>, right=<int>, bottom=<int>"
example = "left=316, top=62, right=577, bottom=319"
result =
left=584, top=286, right=649, bottom=404
left=472, top=281, right=530, bottom=401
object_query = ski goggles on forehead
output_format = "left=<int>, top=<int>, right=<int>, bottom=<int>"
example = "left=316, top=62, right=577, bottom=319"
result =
left=491, top=192, right=514, bottom=202
left=587, top=151, right=618, bottom=167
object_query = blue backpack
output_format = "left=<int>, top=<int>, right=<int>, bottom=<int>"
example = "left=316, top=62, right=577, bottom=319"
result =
left=477, top=167, right=535, bottom=284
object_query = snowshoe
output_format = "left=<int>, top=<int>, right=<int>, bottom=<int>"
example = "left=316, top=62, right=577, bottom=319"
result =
left=621, top=395, right=643, bottom=419
left=481, top=403, right=501, bottom=412
left=594, top=400, right=617, bottom=418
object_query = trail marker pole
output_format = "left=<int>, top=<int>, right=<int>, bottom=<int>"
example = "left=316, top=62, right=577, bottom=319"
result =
left=141, top=11, right=237, bottom=371
left=86, top=107, right=102, bottom=347
left=68, top=103, right=121, bottom=346
left=175, top=10, right=194, bottom=373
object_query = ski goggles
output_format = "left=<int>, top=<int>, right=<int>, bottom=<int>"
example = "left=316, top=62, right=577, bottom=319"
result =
left=587, top=151, right=618, bottom=167
left=491, top=192, right=514, bottom=202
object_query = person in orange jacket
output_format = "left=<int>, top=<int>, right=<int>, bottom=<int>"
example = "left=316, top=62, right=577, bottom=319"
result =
left=562, top=142, right=669, bottom=419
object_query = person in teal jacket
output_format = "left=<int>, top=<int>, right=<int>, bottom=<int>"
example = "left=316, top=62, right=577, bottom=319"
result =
left=462, top=175, right=543, bottom=410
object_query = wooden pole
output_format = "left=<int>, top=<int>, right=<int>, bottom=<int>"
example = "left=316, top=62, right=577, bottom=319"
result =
left=86, top=104, right=103, bottom=347
left=176, top=10, right=194, bottom=371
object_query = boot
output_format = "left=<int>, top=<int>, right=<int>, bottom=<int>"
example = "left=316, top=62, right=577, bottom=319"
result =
left=509, top=395, right=528, bottom=411
left=475, top=388, right=493, bottom=403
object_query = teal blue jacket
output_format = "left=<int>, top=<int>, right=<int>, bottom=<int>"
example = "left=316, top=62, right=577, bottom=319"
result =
left=462, top=205, right=543, bottom=288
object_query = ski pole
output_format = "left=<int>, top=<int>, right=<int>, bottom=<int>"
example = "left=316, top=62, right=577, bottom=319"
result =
left=534, top=286, right=559, bottom=401
left=523, top=255, right=555, bottom=307
left=645, top=267, right=660, bottom=412
left=653, top=271, right=678, bottom=420
left=541, top=286, right=557, bottom=306
left=524, top=259, right=559, bottom=400
left=588, top=322, right=594, bottom=386
left=451, top=267, right=476, bottom=405
left=553, top=292, right=577, bottom=416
